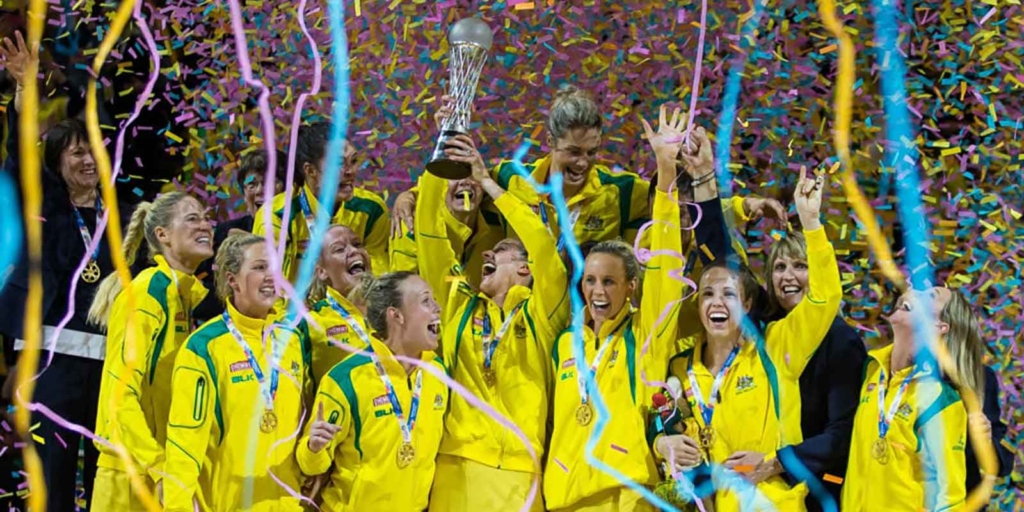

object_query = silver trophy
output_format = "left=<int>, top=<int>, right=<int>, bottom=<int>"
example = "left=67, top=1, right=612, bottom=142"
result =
left=426, top=17, right=494, bottom=179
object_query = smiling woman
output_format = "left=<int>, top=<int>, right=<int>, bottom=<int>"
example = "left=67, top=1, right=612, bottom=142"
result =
left=87, top=191, right=215, bottom=511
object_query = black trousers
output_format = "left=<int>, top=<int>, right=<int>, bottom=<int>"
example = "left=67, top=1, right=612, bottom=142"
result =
left=31, top=352, right=102, bottom=512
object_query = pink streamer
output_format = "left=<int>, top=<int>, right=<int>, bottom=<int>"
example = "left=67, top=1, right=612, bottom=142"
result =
left=682, top=0, right=710, bottom=150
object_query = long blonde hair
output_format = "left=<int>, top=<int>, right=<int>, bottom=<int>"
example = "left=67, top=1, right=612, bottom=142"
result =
left=214, top=233, right=264, bottom=303
left=940, top=289, right=986, bottom=404
left=87, top=192, right=191, bottom=328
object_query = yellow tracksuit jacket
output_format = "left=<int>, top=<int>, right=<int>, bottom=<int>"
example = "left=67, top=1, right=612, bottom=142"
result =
left=162, top=302, right=312, bottom=511
left=295, top=337, right=449, bottom=511
left=544, top=189, right=684, bottom=510
left=308, top=286, right=372, bottom=384
left=253, top=184, right=390, bottom=281
left=493, top=155, right=651, bottom=246
left=94, top=255, right=208, bottom=481
left=841, top=344, right=967, bottom=511
left=390, top=185, right=505, bottom=290
left=415, top=172, right=569, bottom=473
left=637, top=195, right=751, bottom=270
left=663, top=226, right=842, bottom=511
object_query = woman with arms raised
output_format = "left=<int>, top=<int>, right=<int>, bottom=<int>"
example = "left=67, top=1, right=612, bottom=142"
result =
left=415, top=132, right=569, bottom=510
left=162, top=234, right=311, bottom=511
left=543, top=106, right=688, bottom=511
left=655, top=167, right=841, bottom=511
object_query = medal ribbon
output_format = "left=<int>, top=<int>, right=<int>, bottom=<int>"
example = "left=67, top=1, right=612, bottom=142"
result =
left=685, top=345, right=740, bottom=428
left=365, top=340, right=423, bottom=444
left=481, top=302, right=524, bottom=370
left=876, top=366, right=915, bottom=439
left=223, top=312, right=281, bottom=412
left=576, top=320, right=627, bottom=406
left=326, top=295, right=372, bottom=346
left=71, top=196, right=103, bottom=261
left=298, top=189, right=318, bottom=238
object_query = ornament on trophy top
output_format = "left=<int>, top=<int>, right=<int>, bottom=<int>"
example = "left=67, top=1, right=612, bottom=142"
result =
left=426, top=17, right=495, bottom=180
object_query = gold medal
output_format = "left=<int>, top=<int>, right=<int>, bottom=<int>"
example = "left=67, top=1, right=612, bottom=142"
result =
left=396, top=442, right=416, bottom=469
left=259, top=410, right=278, bottom=433
left=483, top=368, right=497, bottom=387
left=82, top=260, right=101, bottom=283
left=698, top=426, right=716, bottom=450
left=871, top=437, right=890, bottom=465
left=575, top=404, right=593, bottom=426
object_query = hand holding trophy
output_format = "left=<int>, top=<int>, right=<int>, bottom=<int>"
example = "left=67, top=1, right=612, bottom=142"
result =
left=426, top=18, right=495, bottom=179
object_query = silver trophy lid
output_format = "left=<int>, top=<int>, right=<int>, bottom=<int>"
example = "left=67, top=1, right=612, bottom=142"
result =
left=448, top=17, right=493, bottom=51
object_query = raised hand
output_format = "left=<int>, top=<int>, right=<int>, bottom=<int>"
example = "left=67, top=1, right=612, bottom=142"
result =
left=443, top=134, right=488, bottom=184
left=0, top=31, right=37, bottom=86
left=434, top=95, right=455, bottom=131
left=794, top=165, right=824, bottom=231
left=307, top=402, right=341, bottom=454
left=390, top=189, right=417, bottom=237
left=743, top=196, right=787, bottom=226
left=641, top=105, right=688, bottom=164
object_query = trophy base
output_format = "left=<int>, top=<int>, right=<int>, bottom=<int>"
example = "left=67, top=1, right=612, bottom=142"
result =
left=426, top=130, right=473, bottom=180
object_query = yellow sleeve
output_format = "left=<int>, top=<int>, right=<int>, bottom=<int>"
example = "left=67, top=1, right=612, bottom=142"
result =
left=639, top=189, right=685, bottom=380
left=921, top=396, right=968, bottom=511
left=623, top=176, right=651, bottom=245
left=365, top=203, right=391, bottom=274
left=727, top=196, right=750, bottom=224
left=251, top=203, right=279, bottom=237
left=389, top=228, right=418, bottom=273
left=764, top=227, right=842, bottom=378
left=163, top=339, right=217, bottom=512
left=414, top=173, right=473, bottom=324
left=493, top=192, right=568, bottom=346
left=108, top=293, right=169, bottom=482
left=296, top=377, right=352, bottom=476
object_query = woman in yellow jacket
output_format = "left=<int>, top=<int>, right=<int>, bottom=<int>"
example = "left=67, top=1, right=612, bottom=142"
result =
left=295, top=271, right=447, bottom=511
left=87, top=191, right=214, bottom=509
left=655, top=167, right=841, bottom=512
left=414, top=134, right=569, bottom=511
left=162, top=233, right=312, bottom=511
left=307, top=224, right=374, bottom=383
left=841, top=287, right=984, bottom=511
left=543, top=107, right=689, bottom=511
left=253, top=121, right=390, bottom=282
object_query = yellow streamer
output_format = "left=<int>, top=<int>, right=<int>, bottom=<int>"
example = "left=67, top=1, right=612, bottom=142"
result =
left=84, top=0, right=161, bottom=510
left=817, top=0, right=997, bottom=508
left=15, top=0, right=50, bottom=509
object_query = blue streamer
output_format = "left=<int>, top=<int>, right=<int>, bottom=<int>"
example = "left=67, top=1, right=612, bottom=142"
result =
left=871, top=0, right=950, bottom=497
left=290, top=0, right=351, bottom=318
left=0, top=174, right=22, bottom=292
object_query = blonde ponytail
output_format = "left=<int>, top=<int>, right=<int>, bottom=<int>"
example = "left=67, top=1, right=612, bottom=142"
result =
left=87, top=191, right=192, bottom=328
left=87, top=201, right=154, bottom=328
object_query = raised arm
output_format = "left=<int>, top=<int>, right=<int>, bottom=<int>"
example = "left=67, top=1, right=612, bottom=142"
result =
left=448, top=134, right=569, bottom=347
left=637, top=107, right=687, bottom=374
left=414, top=168, right=471, bottom=323
left=765, top=167, right=841, bottom=378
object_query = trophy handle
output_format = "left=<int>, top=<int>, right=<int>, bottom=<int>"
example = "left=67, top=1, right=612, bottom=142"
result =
left=426, top=129, right=473, bottom=180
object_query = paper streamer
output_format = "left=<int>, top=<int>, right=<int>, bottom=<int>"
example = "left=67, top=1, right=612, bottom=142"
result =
left=81, top=0, right=164, bottom=508
left=866, top=0, right=998, bottom=508
left=0, top=174, right=22, bottom=292
left=681, top=0, right=709, bottom=150
left=12, top=0, right=47, bottom=505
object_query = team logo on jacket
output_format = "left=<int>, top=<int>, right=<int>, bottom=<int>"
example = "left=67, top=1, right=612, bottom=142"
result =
left=291, top=361, right=301, bottom=375
left=230, top=361, right=252, bottom=373
left=175, top=312, right=186, bottom=321
left=434, top=393, right=445, bottom=410
left=896, top=403, right=913, bottom=420
left=607, top=350, right=619, bottom=367
left=373, top=395, right=390, bottom=407
left=327, top=325, right=349, bottom=337
left=514, top=324, right=527, bottom=339
left=735, top=375, right=756, bottom=394
left=584, top=216, right=604, bottom=231
left=562, top=358, right=575, bottom=369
